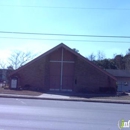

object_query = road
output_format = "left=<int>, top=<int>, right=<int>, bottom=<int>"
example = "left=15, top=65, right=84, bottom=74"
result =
left=0, top=98, right=129, bottom=130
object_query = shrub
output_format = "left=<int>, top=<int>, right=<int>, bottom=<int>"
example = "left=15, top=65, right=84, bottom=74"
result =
left=99, top=87, right=116, bottom=94
left=23, top=84, right=30, bottom=90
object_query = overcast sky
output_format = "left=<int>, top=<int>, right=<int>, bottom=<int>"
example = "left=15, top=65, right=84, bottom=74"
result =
left=0, top=0, right=130, bottom=63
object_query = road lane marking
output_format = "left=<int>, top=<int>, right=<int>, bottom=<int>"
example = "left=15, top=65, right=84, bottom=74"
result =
left=15, top=99, right=26, bottom=105
left=20, top=101, right=26, bottom=105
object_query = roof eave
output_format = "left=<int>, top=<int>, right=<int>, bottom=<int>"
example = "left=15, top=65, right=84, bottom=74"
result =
left=10, top=43, right=116, bottom=80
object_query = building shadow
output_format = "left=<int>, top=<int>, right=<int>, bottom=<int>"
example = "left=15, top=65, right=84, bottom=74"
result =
left=43, top=91, right=128, bottom=99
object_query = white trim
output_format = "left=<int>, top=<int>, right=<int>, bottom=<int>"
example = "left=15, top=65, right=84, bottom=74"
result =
left=61, top=89, right=72, bottom=92
left=50, top=48, right=74, bottom=91
left=60, top=48, right=63, bottom=89
left=50, top=89, right=60, bottom=91
left=50, top=61, right=61, bottom=62
left=64, top=61, right=74, bottom=63
left=49, top=89, right=72, bottom=92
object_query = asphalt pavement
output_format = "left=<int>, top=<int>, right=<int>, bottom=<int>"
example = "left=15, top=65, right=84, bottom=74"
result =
left=0, top=98, right=129, bottom=130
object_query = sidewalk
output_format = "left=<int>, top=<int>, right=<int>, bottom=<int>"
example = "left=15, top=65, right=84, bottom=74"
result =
left=0, top=91, right=130, bottom=104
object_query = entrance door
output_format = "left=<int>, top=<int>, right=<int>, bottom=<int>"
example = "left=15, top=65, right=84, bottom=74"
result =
left=50, top=62, right=61, bottom=90
left=62, top=63, right=74, bottom=91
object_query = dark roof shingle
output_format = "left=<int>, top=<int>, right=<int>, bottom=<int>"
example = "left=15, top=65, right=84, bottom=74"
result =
left=106, top=69, right=130, bottom=77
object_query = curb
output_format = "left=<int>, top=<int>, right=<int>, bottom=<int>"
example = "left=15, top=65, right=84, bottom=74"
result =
left=0, top=94, right=130, bottom=104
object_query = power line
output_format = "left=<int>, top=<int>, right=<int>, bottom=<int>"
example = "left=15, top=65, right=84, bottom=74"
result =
left=0, top=31, right=130, bottom=39
left=0, top=36, right=130, bottom=43
left=0, top=5, right=130, bottom=10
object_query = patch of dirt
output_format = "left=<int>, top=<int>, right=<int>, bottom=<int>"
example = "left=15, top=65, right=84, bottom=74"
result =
left=91, top=95, right=130, bottom=100
left=0, top=87, right=43, bottom=96
left=70, top=92, right=130, bottom=100
left=0, top=87, right=130, bottom=100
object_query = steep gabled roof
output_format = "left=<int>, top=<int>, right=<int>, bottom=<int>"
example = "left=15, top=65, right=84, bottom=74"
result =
left=10, top=43, right=116, bottom=80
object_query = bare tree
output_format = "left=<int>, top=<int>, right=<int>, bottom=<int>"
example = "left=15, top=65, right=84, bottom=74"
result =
left=8, top=51, right=36, bottom=70
left=97, top=51, right=105, bottom=60
left=0, top=60, right=6, bottom=69
left=88, top=53, right=96, bottom=61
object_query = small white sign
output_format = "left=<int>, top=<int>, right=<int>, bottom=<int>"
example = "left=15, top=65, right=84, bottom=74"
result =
left=11, top=79, right=17, bottom=88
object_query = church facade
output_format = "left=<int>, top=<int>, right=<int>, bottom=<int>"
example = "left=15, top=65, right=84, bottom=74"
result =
left=10, top=43, right=116, bottom=93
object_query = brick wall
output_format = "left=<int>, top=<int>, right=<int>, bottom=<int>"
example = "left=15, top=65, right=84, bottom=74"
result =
left=11, top=55, right=49, bottom=91
left=74, top=57, right=116, bottom=92
left=10, top=52, right=116, bottom=93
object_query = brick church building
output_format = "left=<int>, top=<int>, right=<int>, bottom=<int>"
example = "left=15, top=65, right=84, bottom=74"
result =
left=10, top=43, right=116, bottom=93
